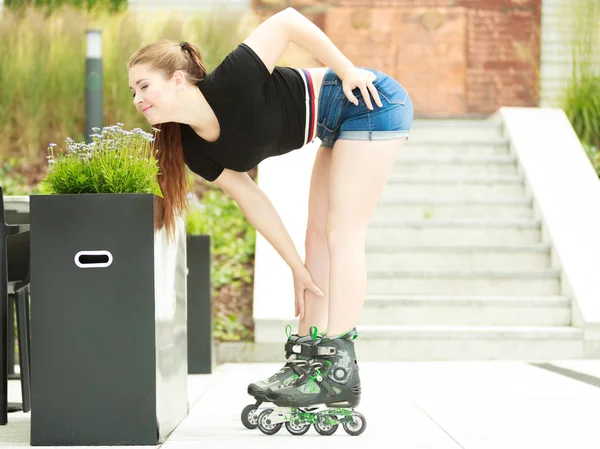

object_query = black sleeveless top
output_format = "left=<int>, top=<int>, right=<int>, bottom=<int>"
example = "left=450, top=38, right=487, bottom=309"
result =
left=180, top=43, right=308, bottom=181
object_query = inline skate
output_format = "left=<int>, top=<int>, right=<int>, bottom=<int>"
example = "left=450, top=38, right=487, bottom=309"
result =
left=240, top=325, right=322, bottom=429
left=256, top=328, right=366, bottom=436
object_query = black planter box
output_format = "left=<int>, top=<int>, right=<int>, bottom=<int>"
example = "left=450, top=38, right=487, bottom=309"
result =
left=186, top=235, right=214, bottom=374
left=29, top=193, right=188, bottom=446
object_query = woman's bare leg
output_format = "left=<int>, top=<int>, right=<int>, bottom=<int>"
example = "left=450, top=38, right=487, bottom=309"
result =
left=298, top=145, right=332, bottom=336
left=326, top=138, right=407, bottom=336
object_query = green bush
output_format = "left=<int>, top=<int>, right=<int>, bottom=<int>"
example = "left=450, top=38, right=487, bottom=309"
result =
left=214, top=314, right=252, bottom=342
left=41, top=123, right=161, bottom=194
left=0, top=157, right=41, bottom=196
left=187, top=186, right=256, bottom=290
left=187, top=185, right=256, bottom=342
left=5, top=0, right=126, bottom=14
left=562, top=0, right=600, bottom=150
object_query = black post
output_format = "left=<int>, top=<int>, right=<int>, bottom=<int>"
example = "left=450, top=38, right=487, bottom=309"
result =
left=85, top=29, right=103, bottom=143
left=7, top=298, right=15, bottom=378
left=0, top=224, right=7, bottom=425
left=187, top=235, right=214, bottom=374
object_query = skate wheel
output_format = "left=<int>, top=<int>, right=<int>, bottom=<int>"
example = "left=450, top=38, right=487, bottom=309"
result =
left=285, top=419, right=311, bottom=436
left=241, top=404, right=259, bottom=430
left=343, top=411, right=367, bottom=436
left=257, top=409, right=282, bottom=435
left=314, top=420, right=338, bottom=436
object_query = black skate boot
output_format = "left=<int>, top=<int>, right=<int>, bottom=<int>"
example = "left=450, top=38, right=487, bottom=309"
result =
left=240, top=325, right=322, bottom=429
left=257, top=328, right=367, bottom=436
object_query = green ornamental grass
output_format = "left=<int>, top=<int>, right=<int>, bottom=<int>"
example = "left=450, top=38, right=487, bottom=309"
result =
left=42, top=123, right=161, bottom=195
left=562, top=0, right=600, bottom=150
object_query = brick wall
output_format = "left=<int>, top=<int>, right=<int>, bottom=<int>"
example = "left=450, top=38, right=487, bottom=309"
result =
left=252, top=0, right=541, bottom=117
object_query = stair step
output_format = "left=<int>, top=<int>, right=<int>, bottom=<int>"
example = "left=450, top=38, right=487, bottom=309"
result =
left=366, top=244, right=551, bottom=269
left=360, top=295, right=571, bottom=326
left=356, top=324, right=580, bottom=340
left=412, top=119, right=502, bottom=128
left=353, top=325, right=583, bottom=360
left=367, top=269, right=560, bottom=295
left=384, top=175, right=526, bottom=199
left=367, top=219, right=541, bottom=245
left=402, top=141, right=510, bottom=157
left=394, top=155, right=517, bottom=176
left=409, top=127, right=504, bottom=142
left=373, top=198, right=533, bottom=219
left=218, top=325, right=583, bottom=362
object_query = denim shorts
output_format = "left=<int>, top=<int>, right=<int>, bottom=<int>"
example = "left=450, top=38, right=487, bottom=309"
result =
left=316, top=68, right=414, bottom=147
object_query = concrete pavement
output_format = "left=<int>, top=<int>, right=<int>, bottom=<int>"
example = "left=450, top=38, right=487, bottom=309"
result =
left=2, top=360, right=600, bottom=448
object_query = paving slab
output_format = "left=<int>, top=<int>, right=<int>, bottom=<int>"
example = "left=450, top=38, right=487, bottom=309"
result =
left=163, top=363, right=461, bottom=449
left=2, top=361, right=600, bottom=449
left=551, top=359, right=600, bottom=380
left=390, top=361, right=600, bottom=449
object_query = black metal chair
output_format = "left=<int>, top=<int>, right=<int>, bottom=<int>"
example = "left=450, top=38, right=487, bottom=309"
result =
left=7, top=231, right=31, bottom=413
left=1, top=185, right=31, bottom=424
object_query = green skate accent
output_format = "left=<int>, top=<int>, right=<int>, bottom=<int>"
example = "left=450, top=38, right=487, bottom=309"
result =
left=333, top=386, right=341, bottom=394
left=281, top=373, right=298, bottom=387
left=310, top=326, right=319, bottom=341
left=298, top=377, right=320, bottom=394
left=310, top=367, right=322, bottom=381
left=335, top=328, right=358, bottom=339
left=285, top=324, right=292, bottom=339
left=286, top=407, right=356, bottom=427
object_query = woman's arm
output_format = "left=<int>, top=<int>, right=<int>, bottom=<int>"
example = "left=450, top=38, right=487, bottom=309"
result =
left=243, top=7, right=354, bottom=78
left=213, top=168, right=305, bottom=272
left=243, top=8, right=380, bottom=108
left=212, top=168, right=325, bottom=318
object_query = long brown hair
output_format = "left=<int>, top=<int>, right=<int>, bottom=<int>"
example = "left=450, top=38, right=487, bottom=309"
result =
left=128, top=39, right=207, bottom=240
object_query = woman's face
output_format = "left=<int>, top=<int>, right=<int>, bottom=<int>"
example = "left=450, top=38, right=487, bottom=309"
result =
left=128, top=64, right=178, bottom=125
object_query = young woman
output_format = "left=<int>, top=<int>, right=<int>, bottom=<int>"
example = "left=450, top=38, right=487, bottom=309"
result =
left=129, top=7, right=413, bottom=434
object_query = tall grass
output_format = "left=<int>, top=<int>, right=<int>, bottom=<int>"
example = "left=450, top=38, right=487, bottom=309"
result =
left=562, top=0, right=600, bottom=149
left=0, top=4, right=264, bottom=162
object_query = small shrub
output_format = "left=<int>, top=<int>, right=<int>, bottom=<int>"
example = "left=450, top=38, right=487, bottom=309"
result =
left=214, top=314, right=252, bottom=342
left=187, top=185, right=256, bottom=289
left=0, top=157, right=41, bottom=195
left=41, top=123, right=161, bottom=195
left=186, top=183, right=256, bottom=342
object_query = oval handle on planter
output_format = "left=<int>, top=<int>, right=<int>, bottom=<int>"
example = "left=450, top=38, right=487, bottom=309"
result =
left=74, top=250, right=113, bottom=268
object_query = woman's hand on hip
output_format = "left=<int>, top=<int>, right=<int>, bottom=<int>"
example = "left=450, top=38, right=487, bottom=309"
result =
left=293, top=265, right=324, bottom=320
left=341, top=67, right=383, bottom=110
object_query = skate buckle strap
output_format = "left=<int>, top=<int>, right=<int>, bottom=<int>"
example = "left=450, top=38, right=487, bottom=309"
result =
left=310, top=368, right=337, bottom=396
left=289, top=361, right=308, bottom=375
left=285, top=341, right=295, bottom=354
left=290, top=344, right=316, bottom=357
left=317, top=346, right=337, bottom=356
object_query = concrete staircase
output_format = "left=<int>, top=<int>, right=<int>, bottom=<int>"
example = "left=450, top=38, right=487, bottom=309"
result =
left=220, top=116, right=591, bottom=363
left=354, top=119, right=581, bottom=360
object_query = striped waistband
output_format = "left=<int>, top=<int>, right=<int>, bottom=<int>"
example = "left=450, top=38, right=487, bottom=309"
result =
left=297, top=68, right=317, bottom=146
